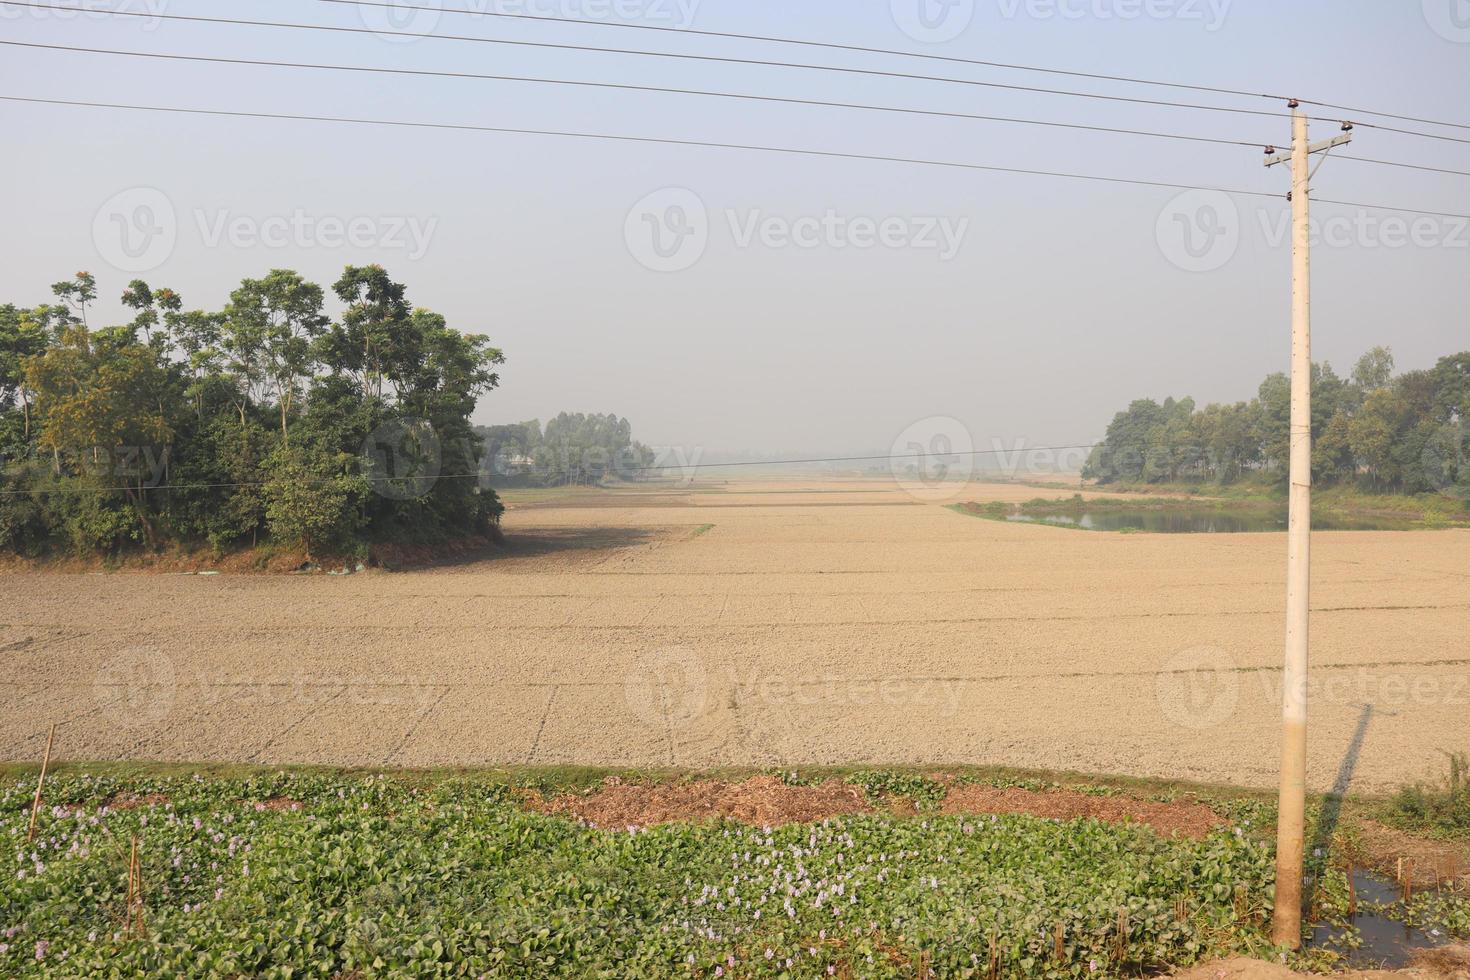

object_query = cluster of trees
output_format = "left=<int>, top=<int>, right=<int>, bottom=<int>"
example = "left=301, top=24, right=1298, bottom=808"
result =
left=1084, top=346, right=1470, bottom=495
left=477, top=413, right=655, bottom=486
left=0, top=267, right=505, bottom=557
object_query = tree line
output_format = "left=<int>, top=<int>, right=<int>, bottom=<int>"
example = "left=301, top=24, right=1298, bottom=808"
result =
left=1083, top=347, right=1470, bottom=495
left=0, top=268, right=504, bottom=557
left=477, top=413, right=656, bottom=486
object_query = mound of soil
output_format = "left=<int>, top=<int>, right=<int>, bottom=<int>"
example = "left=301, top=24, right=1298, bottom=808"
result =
left=1171, top=948, right=1470, bottom=980
left=532, top=775, right=871, bottom=828
left=940, top=785, right=1225, bottom=839
left=530, top=775, right=1228, bottom=838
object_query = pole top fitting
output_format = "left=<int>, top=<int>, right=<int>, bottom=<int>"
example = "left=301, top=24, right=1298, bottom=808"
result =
left=1287, top=98, right=1301, bottom=109
left=1341, top=120, right=1354, bottom=131
left=1264, top=145, right=1277, bottom=155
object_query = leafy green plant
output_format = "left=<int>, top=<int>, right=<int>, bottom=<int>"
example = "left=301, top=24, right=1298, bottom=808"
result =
left=2, top=768, right=1281, bottom=978
left=1379, top=752, right=1470, bottom=839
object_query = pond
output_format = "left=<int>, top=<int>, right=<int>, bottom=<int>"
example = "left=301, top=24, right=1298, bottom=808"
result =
left=1001, top=507, right=1419, bottom=533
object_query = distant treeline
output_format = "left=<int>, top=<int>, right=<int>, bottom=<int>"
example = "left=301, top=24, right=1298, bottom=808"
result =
left=477, top=413, right=656, bottom=486
left=1084, top=347, right=1470, bottom=495
left=0, top=268, right=504, bottom=557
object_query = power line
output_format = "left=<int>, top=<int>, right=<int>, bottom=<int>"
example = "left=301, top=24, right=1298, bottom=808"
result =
left=1344, top=119, right=1470, bottom=147
left=11, top=93, right=1470, bottom=220
left=0, top=40, right=1272, bottom=150
left=323, top=0, right=1470, bottom=134
left=1335, top=155, right=1470, bottom=179
left=1314, top=196, right=1470, bottom=219
left=313, top=0, right=1293, bottom=105
left=0, top=94, right=1285, bottom=199
left=0, top=444, right=1102, bottom=496
left=0, top=1, right=1297, bottom=123
left=1296, top=98, right=1470, bottom=134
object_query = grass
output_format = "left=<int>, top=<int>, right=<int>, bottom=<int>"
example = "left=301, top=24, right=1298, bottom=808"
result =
left=1377, top=752, right=1470, bottom=841
left=4, top=763, right=1466, bottom=977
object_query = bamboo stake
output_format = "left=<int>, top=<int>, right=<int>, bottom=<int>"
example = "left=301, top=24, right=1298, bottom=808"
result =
left=988, top=929, right=999, bottom=980
left=135, top=837, right=147, bottom=939
left=124, top=837, right=138, bottom=939
left=1347, top=863, right=1357, bottom=917
left=1053, top=923, right=1065, bottom=962
left=25, top=724, right=56, bottom=844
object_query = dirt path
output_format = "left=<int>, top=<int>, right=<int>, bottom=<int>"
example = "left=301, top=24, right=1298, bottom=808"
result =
left=2, top=479, right=1467, bottom=792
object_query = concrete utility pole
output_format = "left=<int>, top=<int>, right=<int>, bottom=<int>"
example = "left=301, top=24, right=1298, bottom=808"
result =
left=1263, top=103, right=1351, bottom=948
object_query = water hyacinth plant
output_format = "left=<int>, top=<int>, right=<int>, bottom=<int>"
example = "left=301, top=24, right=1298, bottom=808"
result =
left=2, top=769, right=1285, bottom=977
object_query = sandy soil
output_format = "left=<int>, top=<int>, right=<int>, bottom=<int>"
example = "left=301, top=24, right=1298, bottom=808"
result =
left=1, top=479, right=1467, bottom=793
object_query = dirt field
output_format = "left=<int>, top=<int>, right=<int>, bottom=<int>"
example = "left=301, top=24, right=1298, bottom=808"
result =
left=2, top=479, right=1467, bottom=793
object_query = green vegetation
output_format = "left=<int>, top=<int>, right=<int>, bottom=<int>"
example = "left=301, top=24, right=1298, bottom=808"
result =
left=0, top=269, right=504, bottom=559
left=2, top=767, right=1283, bottom=978
left=949, top=491, right=1470, bottom=532
left=1379, top=752, right=1470, bottom=841
left=1083, top=346, right=1470, bottom=501
left=4, top=764, right=1468, bottom=976
left=477, top=413, right=655, bottom=487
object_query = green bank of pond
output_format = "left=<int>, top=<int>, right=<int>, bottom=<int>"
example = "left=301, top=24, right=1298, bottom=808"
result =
left=952, top=495, right=1470, bottom=533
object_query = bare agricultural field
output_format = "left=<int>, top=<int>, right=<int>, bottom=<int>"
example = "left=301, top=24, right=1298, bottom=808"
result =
left=2, top=478, right=1467, bottom=793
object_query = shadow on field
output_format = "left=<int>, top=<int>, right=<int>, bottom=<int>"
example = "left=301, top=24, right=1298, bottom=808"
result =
left=489, top=526, right=664, bottom=563
left=1306, top=703, right=1375, bottom=912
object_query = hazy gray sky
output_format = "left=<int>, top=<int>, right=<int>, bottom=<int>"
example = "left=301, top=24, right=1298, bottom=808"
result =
left=3, top=0, right=1467, bottom=455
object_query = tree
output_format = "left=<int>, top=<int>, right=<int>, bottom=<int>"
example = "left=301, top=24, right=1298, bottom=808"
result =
left=225, top=270, right=328, bottom=443
left=0, top=305, right=47, bottom=441
left=1352, top=346, right=1395, bottom=391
